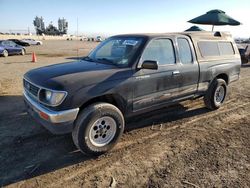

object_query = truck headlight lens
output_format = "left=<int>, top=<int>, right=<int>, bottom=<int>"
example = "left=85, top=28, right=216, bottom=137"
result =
left=40, top=89, right=67, bottom=106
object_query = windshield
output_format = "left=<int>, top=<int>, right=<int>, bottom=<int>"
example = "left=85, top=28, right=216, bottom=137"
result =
left=87, top=37, right=144, bottom=67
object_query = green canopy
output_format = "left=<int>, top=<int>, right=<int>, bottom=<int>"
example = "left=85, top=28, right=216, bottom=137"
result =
left=188, top=9, right=241, bottom=31
left=185, top=25, right=204, bottom=32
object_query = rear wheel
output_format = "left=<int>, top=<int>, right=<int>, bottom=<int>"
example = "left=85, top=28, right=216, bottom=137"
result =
left=72, top=102, right=124, bottom=156
left=3, top=50, right=8, bottom=57
left=204, top=78, right=227, bottom=110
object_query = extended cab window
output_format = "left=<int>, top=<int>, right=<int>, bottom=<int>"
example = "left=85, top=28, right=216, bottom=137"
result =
left=141, top=39, right=175, bottom=65
left=177, top=38, right=193, bottom=64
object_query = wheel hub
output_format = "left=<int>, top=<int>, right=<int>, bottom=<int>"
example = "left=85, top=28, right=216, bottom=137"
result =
left=3, top=50, right=8, bottom=57
left=215, top=85, right=225, bottom=104
left=89, top=116, right=117, bottom=147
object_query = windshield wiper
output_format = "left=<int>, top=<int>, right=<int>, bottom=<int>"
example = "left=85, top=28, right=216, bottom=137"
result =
left=82, top=56, right=95, bottom=62
left=97, top=58, right=115, bottom=65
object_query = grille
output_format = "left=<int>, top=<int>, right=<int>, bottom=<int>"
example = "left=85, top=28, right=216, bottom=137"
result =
left=23, top=79, right=40, bottom=97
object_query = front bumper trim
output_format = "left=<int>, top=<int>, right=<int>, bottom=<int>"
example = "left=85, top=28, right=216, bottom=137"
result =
left=24, top=91, right=79, bottom=123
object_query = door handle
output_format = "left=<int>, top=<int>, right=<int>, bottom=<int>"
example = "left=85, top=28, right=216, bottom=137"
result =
left=172, top=70, right=180, bottom=76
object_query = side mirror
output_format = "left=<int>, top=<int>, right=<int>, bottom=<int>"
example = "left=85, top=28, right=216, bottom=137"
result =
left=141, top=60, right=158, bottom=70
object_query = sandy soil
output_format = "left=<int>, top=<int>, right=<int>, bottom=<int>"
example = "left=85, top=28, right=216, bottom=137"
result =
left=0, top=40, right=249, bottom=187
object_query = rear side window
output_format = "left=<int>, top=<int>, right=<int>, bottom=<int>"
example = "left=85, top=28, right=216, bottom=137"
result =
left=141, top=39, right=175, bottom=65
left=198, top=41, right=235, bottom=57
left=177, top=38, right=193, bottom=64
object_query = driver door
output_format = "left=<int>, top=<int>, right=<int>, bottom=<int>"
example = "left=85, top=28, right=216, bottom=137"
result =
left=132, top=37, right=181, bottom=111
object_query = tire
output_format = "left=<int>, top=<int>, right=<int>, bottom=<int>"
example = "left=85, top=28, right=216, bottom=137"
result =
left=36, top=42, right=41, bottom=45
left=2, top=50, right=8, bottom=57
left=20, top=48, right=25, bottom=55
left=204, top=78, right=227, bottom=110
left=72, top=102, right=124, bottom=156
left=241, top=57, right=248, bottom=64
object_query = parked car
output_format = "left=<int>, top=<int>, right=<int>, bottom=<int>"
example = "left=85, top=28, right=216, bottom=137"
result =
left=87, top=37, right=95, bottom=42
left=8, top=39, right=30, bottom=46
left=23, top=32, right=241, bottom=156
left=96, top=36, right=103, bottom=42
left=22, top=39, right=43, bottom=45
left=80, top=36, right=88, bottom=41
left=0, top=40, right=26, bottom=57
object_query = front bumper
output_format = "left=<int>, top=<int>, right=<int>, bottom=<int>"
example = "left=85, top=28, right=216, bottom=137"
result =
left=23, top=91, right=79, bottom=134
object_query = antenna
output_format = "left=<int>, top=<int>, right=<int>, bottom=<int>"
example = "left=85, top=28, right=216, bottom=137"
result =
left=77, top=17, right=79, bottom=59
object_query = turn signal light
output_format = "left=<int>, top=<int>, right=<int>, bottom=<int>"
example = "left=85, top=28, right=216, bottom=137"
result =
left=39, top=111, right=49, bottom=120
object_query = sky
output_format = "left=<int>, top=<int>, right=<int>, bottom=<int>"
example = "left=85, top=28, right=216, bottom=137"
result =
left=0, top=0, right=249, bottom=38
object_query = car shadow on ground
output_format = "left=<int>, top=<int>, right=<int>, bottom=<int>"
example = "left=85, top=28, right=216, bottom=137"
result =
left=2, top=61, right=33, bottom=64
left=0, top=95, right=209, bottom=186
left=241, top=63, right=250, bottom=68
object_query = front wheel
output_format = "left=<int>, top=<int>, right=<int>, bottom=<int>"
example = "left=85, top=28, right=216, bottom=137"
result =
left=3, top=50, right=8, bottom=57
left=204, top=78, right=227, bottom=110
left=72, top=102, right=124, bottom=156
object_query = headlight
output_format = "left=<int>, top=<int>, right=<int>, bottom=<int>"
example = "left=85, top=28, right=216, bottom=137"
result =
left=39, top=89, right=67, bottom=106
left=45, top=90, right=52, bottom=101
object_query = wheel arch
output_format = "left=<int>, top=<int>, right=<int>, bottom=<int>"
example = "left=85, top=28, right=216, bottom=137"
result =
left=215, top=73, right=229, bottom=85
left=206, top=73, right=229, bottom=95
left=79, top=94, right=126, bottom=114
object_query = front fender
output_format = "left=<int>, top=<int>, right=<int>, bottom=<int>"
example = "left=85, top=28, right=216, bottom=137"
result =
left=0, top=47, right=5, bottom=53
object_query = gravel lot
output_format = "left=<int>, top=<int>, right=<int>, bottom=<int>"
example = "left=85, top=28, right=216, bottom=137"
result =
left=0, top=40, right=249, bottom=187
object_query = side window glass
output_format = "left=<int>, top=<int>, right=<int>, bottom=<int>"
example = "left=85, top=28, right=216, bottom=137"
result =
left=9, top=41, right=15, bottom=46
left=177, top=38, right=193, bottom=64
left=141, top=39, right=175, bottom=65
left=198, top=41, right=220, bottom=57
left=218, top=42, right=234, bottom=55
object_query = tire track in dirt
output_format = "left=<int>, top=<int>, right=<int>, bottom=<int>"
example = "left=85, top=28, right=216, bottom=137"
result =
left=3, top=66, right=250, bottom=187
left=25, top=97, right=250, bottom=188
left=4, top=85, right=249, bottom=187
left=46, top=102, right=250, bottom=188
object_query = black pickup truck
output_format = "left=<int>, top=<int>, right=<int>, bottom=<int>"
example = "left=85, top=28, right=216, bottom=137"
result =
left=23, top=32, right=241, bottom=155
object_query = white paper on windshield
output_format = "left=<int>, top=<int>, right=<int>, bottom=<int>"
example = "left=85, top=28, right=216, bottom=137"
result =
left=122, top=40, right=138, bottom=46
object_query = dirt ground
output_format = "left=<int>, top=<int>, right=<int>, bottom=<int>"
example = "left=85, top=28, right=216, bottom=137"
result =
left=0, top=40, right=249, bottom=188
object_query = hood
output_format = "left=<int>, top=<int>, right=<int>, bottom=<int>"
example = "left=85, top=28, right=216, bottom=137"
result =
left=24, top=60, right=132, bottom=92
